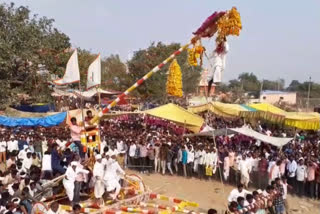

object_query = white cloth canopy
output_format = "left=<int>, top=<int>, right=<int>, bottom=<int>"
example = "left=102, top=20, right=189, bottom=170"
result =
left=185, top=126, right=292, bottom=148
left=230, top=127, right=293, bottom=148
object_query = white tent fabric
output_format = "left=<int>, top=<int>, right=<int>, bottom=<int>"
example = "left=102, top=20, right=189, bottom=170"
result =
left=200, top=125, right=214, bottom=132
left=74, top=88, right=120, bottom=98
left=230, top=127, right=293, bottom=148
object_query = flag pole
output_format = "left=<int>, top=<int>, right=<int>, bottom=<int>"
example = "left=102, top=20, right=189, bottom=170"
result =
left=98, top=87, right=101, bottom=110
left=78, top=82, right=85, bottom=132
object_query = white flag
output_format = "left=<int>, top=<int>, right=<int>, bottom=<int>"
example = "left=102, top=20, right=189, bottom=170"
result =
left=53, top=49, right=80, bottom=85
left=86, top=54, right=101, bottom=90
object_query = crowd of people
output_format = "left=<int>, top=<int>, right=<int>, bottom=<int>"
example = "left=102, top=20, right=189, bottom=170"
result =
left=0, top=111, right=319, bottom=213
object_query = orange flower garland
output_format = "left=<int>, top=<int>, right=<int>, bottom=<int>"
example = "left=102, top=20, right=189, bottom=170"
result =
left=216, top=7, right=242, bottom=43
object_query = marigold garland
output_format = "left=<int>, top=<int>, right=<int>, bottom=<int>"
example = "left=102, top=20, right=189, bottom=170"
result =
left=187, top=40, right=205, bottom=67
left=216, top=7, right=242, bottom=43
left=166, top=59, right=183, bottom=97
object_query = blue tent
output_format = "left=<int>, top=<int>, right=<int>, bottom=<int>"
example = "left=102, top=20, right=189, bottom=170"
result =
left=0, top=112, right=67, bottom=127
left=13, top=104, right=55, bottom=113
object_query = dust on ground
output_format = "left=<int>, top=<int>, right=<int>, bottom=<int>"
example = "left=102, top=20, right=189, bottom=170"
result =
left=134, top=171, right=320, bottom=214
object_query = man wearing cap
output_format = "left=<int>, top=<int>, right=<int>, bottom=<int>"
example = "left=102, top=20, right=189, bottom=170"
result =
left=93, top=154, right=105, bottom=202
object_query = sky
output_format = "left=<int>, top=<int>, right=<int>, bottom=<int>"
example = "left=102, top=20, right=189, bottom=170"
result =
left=2, top=0, right=320, bottom=85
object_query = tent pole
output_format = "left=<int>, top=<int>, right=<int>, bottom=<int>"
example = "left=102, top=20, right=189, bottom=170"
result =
left=213, top=133, right=225, bottom=193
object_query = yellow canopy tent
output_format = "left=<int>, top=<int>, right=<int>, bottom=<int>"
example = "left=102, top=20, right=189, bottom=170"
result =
left=188, top=102, right=250, bottom=118
left=241, top=103, right=320, bottom=130
left=145, top=103, right=204, bottom=133
left=284, top=112, right=320, bottom=130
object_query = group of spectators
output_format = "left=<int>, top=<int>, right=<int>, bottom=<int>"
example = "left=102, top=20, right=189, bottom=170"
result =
left=0, top=111, right=319, bottom=213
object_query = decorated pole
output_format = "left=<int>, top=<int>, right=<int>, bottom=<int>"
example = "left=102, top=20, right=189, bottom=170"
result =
left=91, top=42, right=192, bottom=124
left=90, top=7, right=241, bottom=124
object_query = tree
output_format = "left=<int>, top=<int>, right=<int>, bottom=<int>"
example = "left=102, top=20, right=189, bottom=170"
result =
left=127, top=42, right=201, bottom=102
left=262, top=79, right=285, bottom=91
left=101, top=54, right=132, bottom=91
left=237, top=72, right=260, bottom=92
left=0, top=3, right=71, bottom=108
left=287, top=80, right=301, bottom=91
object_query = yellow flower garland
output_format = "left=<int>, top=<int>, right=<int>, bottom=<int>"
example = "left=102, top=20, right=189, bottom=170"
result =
left=217, top=7, right=242, bottom=43
left=187, top=40, right=205, bottom=67
left=166, top=59, right=183, bottom=97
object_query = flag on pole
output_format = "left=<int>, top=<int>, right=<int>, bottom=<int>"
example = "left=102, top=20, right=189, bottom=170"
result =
left=86, top=54, right=101, bottom=90
left=53, top=49, right=80, bottom=85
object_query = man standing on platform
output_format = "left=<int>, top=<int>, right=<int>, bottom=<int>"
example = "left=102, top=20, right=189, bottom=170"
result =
left=70, top=117, right=85, bottom=159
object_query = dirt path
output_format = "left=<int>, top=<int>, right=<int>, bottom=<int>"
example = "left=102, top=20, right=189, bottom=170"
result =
left=132, top=171, right=320, bottom=214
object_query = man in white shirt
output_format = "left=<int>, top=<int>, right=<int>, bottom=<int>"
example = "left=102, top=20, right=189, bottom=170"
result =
left=93, top=154, right=105, bottom=202
left=286, top=156, right=297, bottom=186
left=22, top=152, right=33, bottom=172
left=281, top=176, right=290, bottom=213
left=154, top=142, right=161, bottom=173
left=18, top=145, right=29, bottom=160
left=240, top=155, right=250, bottom=188
left=227, top=184, right=251, bottom=203
left=187, top=145, right=194, bottom=177
left=197, top=146, right=206, bottom=179
left=0, top=137, right=7, bottom=163
left=269, top=160, right=281, bottom=184
left=296, top=158, right=307, bottom=197
left=41, top=151, right=52, bottom=179
left=193, top=147, right=201, bottom=174
left=104, top=153, right=126, bottom=200
left=7, top=136, right=19, bottom=153
left=211, top=148, right=218, bottom=175
left=128, top=142, right=136, bottom=169
left=63, top=162, right=78, bottom=202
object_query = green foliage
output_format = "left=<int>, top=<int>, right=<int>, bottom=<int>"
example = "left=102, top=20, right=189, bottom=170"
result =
left=262, top=79, right=285, bottom=91
left=0, top=3, right=71, bottom=108
left=101, top=54, right=130, bottom=92
left=288, top=80, right=320, bottom=98
left=238, top=72, right=260, bottom=92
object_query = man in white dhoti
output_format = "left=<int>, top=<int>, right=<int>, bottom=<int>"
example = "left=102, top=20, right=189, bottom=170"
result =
left=103, top=152, right=126, bottom=200
left=240, top=155, right=250, bottom=188
left=63, top=161, right=77, bottom=203
left=93, top=154, right=105, bottom=202
left=207, top=39, right=229, bottom=95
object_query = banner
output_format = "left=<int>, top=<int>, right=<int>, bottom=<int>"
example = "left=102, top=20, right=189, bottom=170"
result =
left=53, top=50, right=80, bottom=85
left=87, top=54, right=101, bottom=89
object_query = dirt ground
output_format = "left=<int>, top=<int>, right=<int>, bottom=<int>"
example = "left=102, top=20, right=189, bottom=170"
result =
left=133, top=171, right=320, bottom=214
